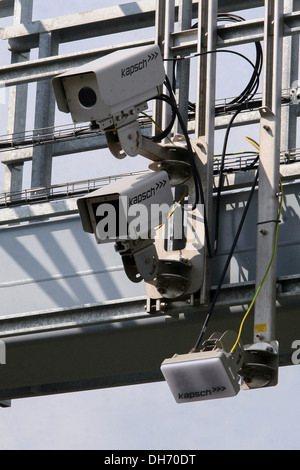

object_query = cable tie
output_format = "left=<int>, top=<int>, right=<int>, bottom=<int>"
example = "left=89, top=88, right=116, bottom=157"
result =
left=257, top=219, right=281, bottom=226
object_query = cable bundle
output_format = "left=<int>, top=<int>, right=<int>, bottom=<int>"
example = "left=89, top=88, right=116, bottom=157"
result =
left=148, top=13, right=268, bottom=352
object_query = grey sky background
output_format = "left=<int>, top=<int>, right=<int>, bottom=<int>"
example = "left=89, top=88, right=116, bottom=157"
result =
left=0, top=0, right=299, bottom=451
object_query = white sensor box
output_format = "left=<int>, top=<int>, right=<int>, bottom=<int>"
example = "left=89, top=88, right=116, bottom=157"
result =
left=161, top=350, right=240, bottom=404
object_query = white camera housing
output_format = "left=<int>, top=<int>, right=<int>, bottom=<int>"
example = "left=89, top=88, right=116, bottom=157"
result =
left=161, top=350, right=241, bottom=404
left=77, top=171, right=173, bottom=244
left=52, top=44, right=165, bottom=128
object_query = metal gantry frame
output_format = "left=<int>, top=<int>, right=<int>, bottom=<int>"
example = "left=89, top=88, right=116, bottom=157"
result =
left=0, top=0, right=299, bottom=403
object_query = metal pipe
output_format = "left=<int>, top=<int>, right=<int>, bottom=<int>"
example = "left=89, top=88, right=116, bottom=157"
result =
left=253, top=0, right=284, bottom=343
left=162, top=0, right=175, bottom=141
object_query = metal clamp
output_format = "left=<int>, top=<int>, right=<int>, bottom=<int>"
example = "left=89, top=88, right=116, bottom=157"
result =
left=240, top=341, right=279, bottom=390
left=115, top=238, right=159, bottom=283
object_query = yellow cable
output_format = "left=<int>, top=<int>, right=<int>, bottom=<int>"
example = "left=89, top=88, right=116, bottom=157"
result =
left=155, top=190, right=188, bottom=230
left=245, top=136, right=260, bottom=151
left=230, top=139, right=283, bottom=353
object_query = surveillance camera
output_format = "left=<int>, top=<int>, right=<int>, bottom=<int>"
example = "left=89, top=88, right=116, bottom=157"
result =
left=77, top=171, right=173, bottom=243
left=77, top=171, right=173, bottom=283
left=52, top=44, right=165, bottom=128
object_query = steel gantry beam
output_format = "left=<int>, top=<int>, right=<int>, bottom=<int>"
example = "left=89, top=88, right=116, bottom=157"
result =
left=0, top=1, right=265, bottom=50
left=3, top=14, right=300, bottom=86
left=0, top=279, right=299, bottom=402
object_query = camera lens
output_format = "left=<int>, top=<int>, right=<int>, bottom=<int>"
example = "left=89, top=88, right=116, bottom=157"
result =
left=78, top=87, right=97, bottom=108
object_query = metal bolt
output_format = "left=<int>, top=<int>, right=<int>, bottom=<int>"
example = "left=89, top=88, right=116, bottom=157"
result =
left=256, top=334, right=264, bottom=340
left=197, top=142, right=205, bottom=150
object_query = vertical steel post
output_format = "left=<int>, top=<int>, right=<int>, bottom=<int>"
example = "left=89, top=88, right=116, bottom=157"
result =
left=162, top=0, right=175, bottom=142
left=281, top=0, right=300, bottom=153
left=174, top=0, right=193, bottom=135
left=31, top=32, right=59, bottom=190
left=195, top=0, right=217, bottom=145
left=3, top=0, right=33, bottom=196
left=192, top=0, right=218, bottom=303
left=172, top=0, right=193, bottom=250
left=253, top=0, right=284, bottom=343
left=153, top=0, right=166, bottom=139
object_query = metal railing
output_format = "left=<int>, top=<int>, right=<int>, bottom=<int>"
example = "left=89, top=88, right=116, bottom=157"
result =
left=0, top=170, right=149, bottom=207
left=0, top=146, right=299, bottom=207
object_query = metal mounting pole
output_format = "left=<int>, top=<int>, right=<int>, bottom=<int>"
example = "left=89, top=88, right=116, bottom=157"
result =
left=153, top=0, right=165, bottom=139
left=253, top=0, right=284, bottom=343
left=192, top=0, right=218, bottom=304
left=162, top=0, right=175, bottom=142
left=281, top=0, right=300, bottom=153
left=2, top=0, right=33, bottom=197
left=239, top=0, right=284, bottom=392
left=174, top=0, right=193, bottom=135
left=31, top=32, right=59, bottom=190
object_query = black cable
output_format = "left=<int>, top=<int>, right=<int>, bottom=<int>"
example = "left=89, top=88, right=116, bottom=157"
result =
left=153, top=84, right=213, bottom=256
left=157, top=39, right=262, bottom=258
left=226, top=46, right=262, bottom=111
left=151, top=76, right=177, bottom=143
left=190, top=15, right=262, bottom=255
left=213, top=42, right=262, bottom=253
left=155, top=94, right=200, bottom=202
left=164, top=49, right=260, bottom=84
left=244, top=155, right=259, bottom=170
left=173, top=100, right=213, bottom=257
left=162, top=48, right=260, bottom=257
left=213, top=108, right=243, bottom=254
left=153, top=75, right=202, bottom=209
left=217, top=14, right=246, bottom=23
left=190, top=13, right=263, bottom=113
left=190, top=170, right=259, bottom=353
